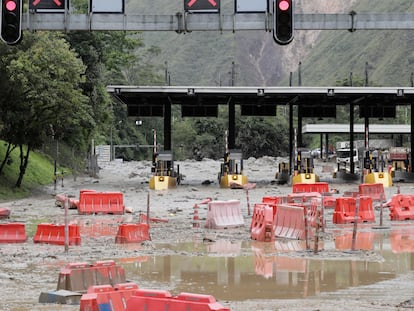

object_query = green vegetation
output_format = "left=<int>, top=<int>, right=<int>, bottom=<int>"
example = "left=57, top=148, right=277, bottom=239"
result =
left=0, top=141, right=56, bottom=200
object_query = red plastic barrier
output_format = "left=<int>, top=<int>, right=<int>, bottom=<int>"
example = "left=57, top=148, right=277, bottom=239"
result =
left=274, top=204, right=309, bottom=240
left=358, top=196, right=375, bottom=222
left=389, top=194, right=414, bottom=221
left=205, top=200, right=244, bottom=229
left=287, top=192, right=321, bottom=204
left=126, top=289, right=230, bottom=311
left=0, top=223, right=27, bottom=243
left=359, top=183, right=386, bottom=202
left=333, top=197, right=375, bottom=224
left=292, top=182, right=329, bottom=194
left=115, top=223, right=150, bottom=243
left=307, top=197, right=325, bottom=229
left=0, top=207, right=11, bottom=219
left=250, top=204, right=275, bottom=242
left=57, top=260, right=126, bottom=292
left=80, top=283, right=139, bottom=311
left=323, top=196, right=336, bottom=209
left=78, top=190, right=125, bottom=215
left=33, top=223, right=81, bottom=245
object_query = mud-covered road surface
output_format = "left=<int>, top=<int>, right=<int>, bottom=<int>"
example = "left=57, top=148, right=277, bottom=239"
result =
left=1, top=157, right=414, bottom=311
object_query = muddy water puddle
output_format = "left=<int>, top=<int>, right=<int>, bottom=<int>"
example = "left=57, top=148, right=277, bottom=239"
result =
left=121, top=231, right=414, bottom=301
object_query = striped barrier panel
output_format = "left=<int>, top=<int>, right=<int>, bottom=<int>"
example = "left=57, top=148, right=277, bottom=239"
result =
left=389, top=194, right=414, bottom=221
left=0, top=222, right=27, bottom=243
left=33, top=223, right=81, bottom=245
left=78, top=191, right=125, bottom=215
left=205, top=200, right=244, bottom=229
left=274, top=204, right=309, bottom=240
left=250, top=204, right=275, bottom=242
left=57, top=260, right=126, bottom=293
left=126, top=289, right=230, bottom=311
left=115, top=223, right=150, bottom=243
left=79, top=283, right=139, bottom=311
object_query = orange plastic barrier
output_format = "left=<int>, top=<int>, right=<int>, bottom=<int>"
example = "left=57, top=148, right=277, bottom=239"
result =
left=307, top=197, right=325, bottom=229
left=78, top=190, right=125, bottom=215
left=358, top=196, right=375, bottom=222
left=335, top=232, right=374, bottom=251
left=333, top=197, right=375, bottom=224
left=292, top=182, right=329, bottom=194
left=57, top=260, right=126, bottom=292
left=287, top=192, right=321, bottom=204
left=323, top=196, right=336, bottom=209
left=126, top=289, right=230, bottom=311
left=205, top=200, right=244, bottom=229
left=359, top=183, right=386, bottom=202
left=79, top=283, right=139, bottom=311
left=262, top=196, right=284, bottom=214
left=55, top=194, right=79, bottom=209
left=33, top=223, right=81, bottom=245
left=0, top=207, right=11, bottom=219
left=389, top=194, right=414, bottom=221
left=115, top=223, right=150, bottom=243
left=0, top=222, right=27, bottom=243
left=250, top=204, right=275, bottom=242
left=274, top=204, right=308, bottom=240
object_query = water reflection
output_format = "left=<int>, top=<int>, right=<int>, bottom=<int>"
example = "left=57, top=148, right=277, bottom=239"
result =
left=121, top=234, right=414, bottom=301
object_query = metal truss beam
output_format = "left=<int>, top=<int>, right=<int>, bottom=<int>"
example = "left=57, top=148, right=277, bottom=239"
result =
left=23, top=12, right=414, bottom=32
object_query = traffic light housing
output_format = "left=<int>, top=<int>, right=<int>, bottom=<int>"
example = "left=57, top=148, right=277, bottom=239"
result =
left=273, top=0, right=294, bottom=45
left=1, top=0, right=22, bottom=45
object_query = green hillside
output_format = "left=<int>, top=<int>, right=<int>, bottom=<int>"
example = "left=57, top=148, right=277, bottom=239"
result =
left=0, top=143, right=56, bottom=201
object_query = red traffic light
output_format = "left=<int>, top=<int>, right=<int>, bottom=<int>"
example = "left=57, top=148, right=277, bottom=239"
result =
left=5, top=0, right=17, bottom=11
left=278, top=0, right=290, bottom=11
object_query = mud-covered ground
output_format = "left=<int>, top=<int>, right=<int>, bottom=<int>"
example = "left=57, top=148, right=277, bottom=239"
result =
left=1, top=157, right=414, bottom=311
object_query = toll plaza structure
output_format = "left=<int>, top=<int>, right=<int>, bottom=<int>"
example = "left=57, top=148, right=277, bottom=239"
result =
left=107, top=86, right=414, bottom=184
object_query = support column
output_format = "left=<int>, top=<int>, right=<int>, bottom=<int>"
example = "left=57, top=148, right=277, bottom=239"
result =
left=164, top=101, right=171, bottom=150
left=350, top=103, right=355, bottom=174
left=289, top=102, right=293, bottom=175
left=228, top=100, right=236, bottom=149
left=411, top=104, right=414, bottom=173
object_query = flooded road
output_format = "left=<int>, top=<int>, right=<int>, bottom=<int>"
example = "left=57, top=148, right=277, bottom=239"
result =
left=120, top=231, right=414, bottom=302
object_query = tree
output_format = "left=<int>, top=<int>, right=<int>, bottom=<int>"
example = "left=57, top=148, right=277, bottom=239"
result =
left=2, top=32, right=91, bottom=187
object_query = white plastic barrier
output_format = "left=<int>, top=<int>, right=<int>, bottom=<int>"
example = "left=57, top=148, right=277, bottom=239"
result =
left=205, top=200, right=244, bottom=229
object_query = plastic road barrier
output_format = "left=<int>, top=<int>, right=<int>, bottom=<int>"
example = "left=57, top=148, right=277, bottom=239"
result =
left=0, top=207, right=11, bottom=219
left=33, top=223, right=81, bottom=245
left=126, top=289, right=230, bottom=311
left=115, top=223, right=150, bottom=243
left=274, top=204, right=308, bottom=240
left=359, top=183, right=386, bottom=203
left=0, top=222, right=27, bottom=243
left=250, top=204, right=275, bottom=242
left=292, top=182, right=329, bottom=194
left=57, top=260, right=126, bottom=292
left=389, top=194, right=414, bottom=221
left=78, top=190, right=125, bottom=215
left=205, top=200, right=244, bottom=229
left=80, top=283, right=139, bottom=311
left=333, top=196, right=375, bottom=224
